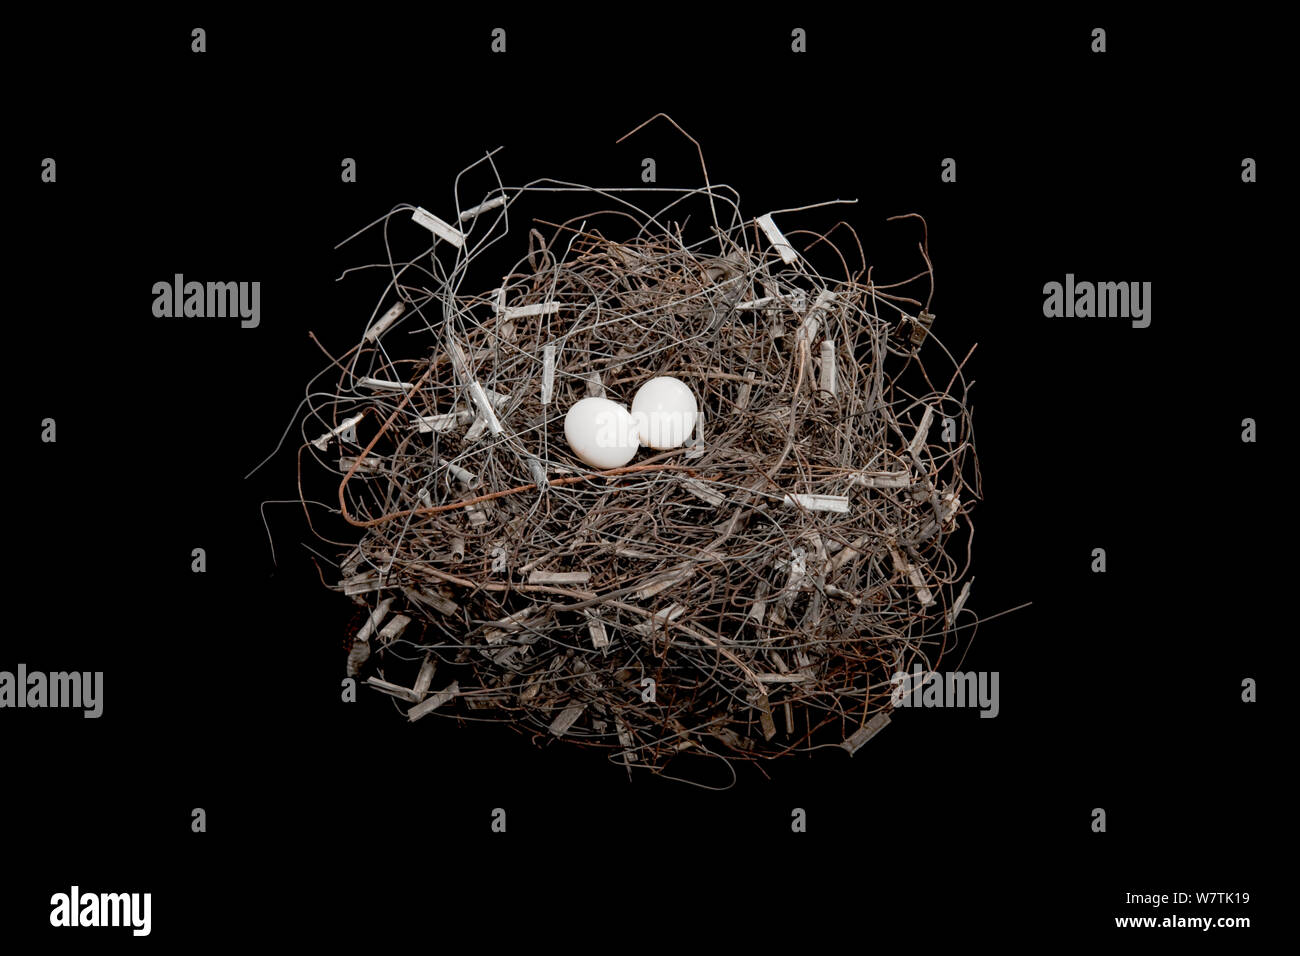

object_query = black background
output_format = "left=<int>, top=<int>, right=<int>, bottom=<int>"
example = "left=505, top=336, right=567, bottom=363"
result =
left=8, top=9, right=1279, bottom=946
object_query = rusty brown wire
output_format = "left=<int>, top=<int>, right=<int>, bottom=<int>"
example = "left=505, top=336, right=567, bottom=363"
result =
left=288, top=129, right=982, bottom=786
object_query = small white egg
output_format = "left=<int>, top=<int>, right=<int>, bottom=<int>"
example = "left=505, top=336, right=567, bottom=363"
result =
left=564, top=396, right=640, bottom=469
left=631, top=376, right=698, bottom=450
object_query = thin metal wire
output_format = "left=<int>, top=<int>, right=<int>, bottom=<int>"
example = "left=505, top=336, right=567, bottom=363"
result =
left=279, top=118, right=984, bottom=784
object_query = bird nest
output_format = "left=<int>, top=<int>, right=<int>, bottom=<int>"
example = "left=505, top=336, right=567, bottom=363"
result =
left=298, top=130, right=981, bottom=785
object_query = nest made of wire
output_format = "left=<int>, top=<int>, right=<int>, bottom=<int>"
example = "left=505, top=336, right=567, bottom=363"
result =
left=299, top=153, right=981, bottom=785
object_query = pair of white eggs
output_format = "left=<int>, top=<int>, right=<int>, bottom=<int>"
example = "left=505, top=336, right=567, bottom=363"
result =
left=564, top=376, right=697, bottom=469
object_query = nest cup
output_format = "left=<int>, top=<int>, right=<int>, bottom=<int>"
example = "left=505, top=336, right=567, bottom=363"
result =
left=309, top=166, right=980, bottom=784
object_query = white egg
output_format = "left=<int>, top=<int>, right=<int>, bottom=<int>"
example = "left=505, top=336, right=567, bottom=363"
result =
left=631, top=376, right=698, bottom=450
left=564, top=396, right=640, bottom=469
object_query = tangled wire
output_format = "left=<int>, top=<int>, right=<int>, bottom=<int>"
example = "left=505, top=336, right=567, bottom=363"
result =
left=291, top=117, right=981, bottom=785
